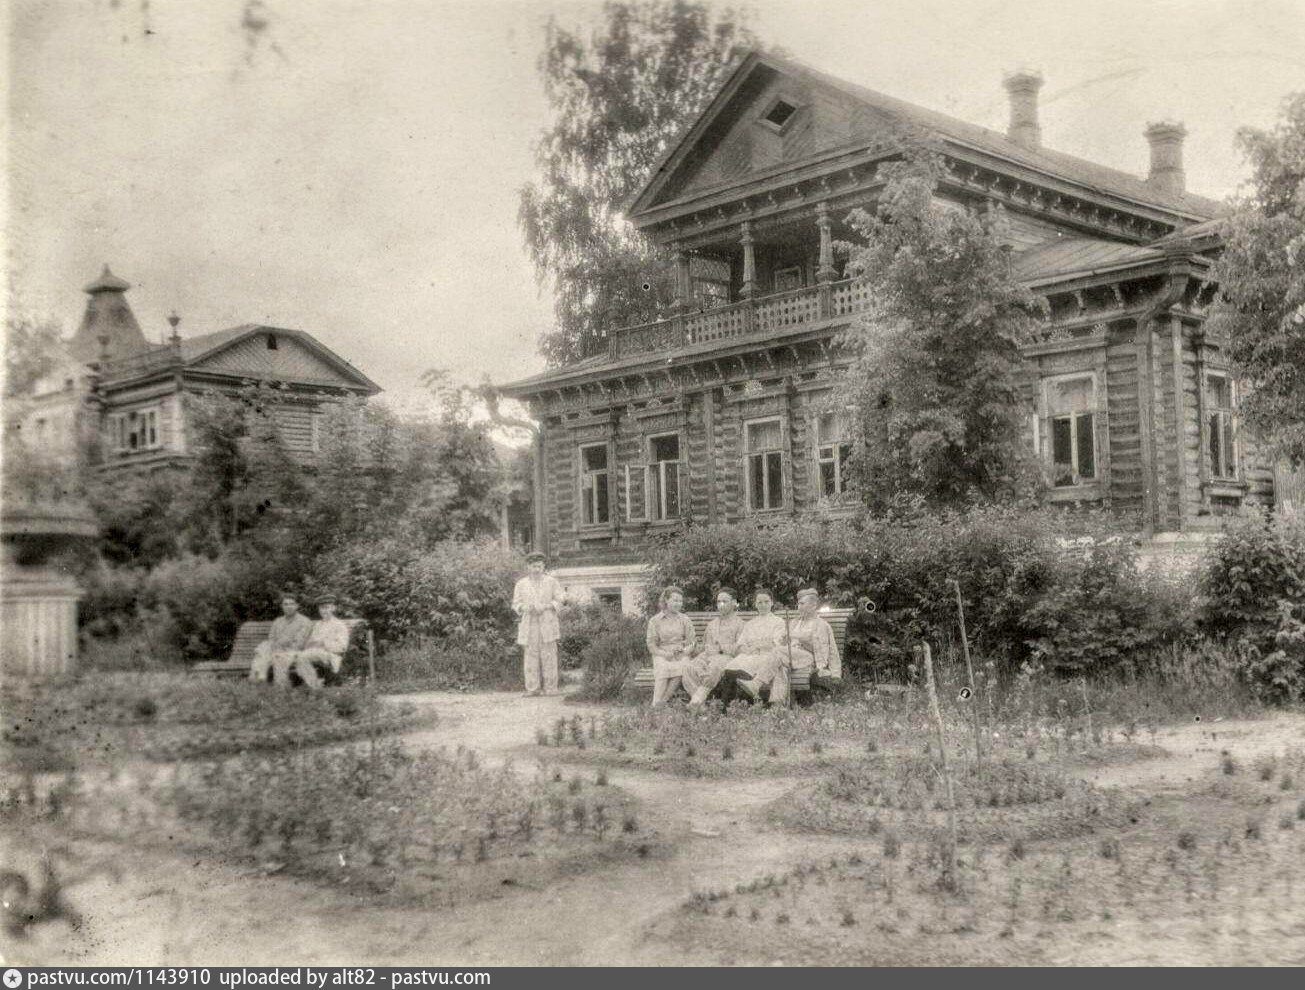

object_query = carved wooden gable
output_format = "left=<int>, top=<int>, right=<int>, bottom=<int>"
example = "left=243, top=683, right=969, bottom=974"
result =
left=190, top=331, right=362, bottom=388
left=651, top=63, right=893, bottom=206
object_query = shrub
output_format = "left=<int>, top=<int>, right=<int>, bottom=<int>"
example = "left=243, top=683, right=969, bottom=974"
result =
left=1201, top=514, right=1305, bottom=702
left=1022, top=537, right=1192, bottom=675
left=317, top=536, right=519, bottom=646
left=647, top=506, right=1183, bottom=678
left=570, top=609, right=646, bottom=703
left=377, top=628, right=518, bottom=691
left=559, top=601, right=626, bottom=666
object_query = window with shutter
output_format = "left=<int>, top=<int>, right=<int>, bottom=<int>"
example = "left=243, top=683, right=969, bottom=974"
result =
left=624, top=462, right=648, bottom=522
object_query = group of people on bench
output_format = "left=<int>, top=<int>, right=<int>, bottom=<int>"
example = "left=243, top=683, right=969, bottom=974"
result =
left=646, top=585, right=838, bottom=707
left=249, top=592, right=351, bottom=689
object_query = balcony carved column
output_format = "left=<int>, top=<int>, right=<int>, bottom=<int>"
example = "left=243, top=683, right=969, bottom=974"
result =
left=740, top=220, right=757, bottom=335
left=670, top=250, right=693, bottom=314
left=740, top=221, right=757, bottom=299
left=816, top=201, right=836, bottom=318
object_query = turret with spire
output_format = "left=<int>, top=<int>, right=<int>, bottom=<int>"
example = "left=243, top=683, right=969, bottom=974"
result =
left=68, top=265, right=150, bottom=364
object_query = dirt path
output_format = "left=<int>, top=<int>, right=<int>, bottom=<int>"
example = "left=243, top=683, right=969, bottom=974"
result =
left=1071, top=710, right=1305, bottom=790
left=9, top=692, right=1305, bottom=966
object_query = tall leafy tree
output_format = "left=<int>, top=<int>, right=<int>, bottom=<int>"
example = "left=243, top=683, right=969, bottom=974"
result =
left=519, top=1, right=757, bottom=365
left=840, top=143, right=1045, bottom=512
left=1210, top=92, right=1305, bottom=467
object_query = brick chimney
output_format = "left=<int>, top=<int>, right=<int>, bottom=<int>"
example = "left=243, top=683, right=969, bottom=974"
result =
left=1003, top=70, right=1044, bottom=150
left=1145, top=121, right=1187, bottom=196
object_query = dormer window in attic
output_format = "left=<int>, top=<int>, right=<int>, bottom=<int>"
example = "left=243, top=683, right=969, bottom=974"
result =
left=267, top=334, right=278, bottom=350
left=760, top=97, right=799, bottom=132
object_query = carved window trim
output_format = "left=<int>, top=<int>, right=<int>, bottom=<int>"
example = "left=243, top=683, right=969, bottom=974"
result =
left=1203, top=370, right=1240, bottom=484
left=1039, top=372, right=1102, bottom=491
left=577, top=441, right=613, bottom=529
left=108, top=405, right=162, bottom=454
left=646, top=431, right=684, bottom=523
left=743, top=415, right=787, bottom=513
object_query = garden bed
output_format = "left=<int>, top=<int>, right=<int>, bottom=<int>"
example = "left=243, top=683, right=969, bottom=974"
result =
left=1, top=673, right=436, bottom=771
left=1, top=738, right=652, bottom=907
left=770, top=755, right=1134, bottom=842
left=648, top=751, right=1305, bottom=966
left=531, top=702, right=1167, bottom=779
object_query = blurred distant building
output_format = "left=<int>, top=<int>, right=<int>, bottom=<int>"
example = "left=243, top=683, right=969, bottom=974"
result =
left=8, top=265, right=381, bottom=469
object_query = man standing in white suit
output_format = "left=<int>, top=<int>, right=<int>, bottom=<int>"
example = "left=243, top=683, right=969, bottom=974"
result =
left=512, top=551, right=566, bottom=696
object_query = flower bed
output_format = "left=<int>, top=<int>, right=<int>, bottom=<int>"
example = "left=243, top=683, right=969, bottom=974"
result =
left=1, top=739, right=650, bottom=903
left=772, top=755, right=1132, bottom=841
left=532, top=700, right=1163, bottom=779
left=0, top=673, right=434, bottom=771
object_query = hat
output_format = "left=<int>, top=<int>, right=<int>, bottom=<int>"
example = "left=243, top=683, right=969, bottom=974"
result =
left=797, top=587, right=820, bottom=601
left=316, top=593, right=337, bottom=605
left=525, top=551, right=546, bottom=564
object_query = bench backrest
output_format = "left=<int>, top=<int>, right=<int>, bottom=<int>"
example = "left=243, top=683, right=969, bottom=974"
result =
left=683, top=607, right=852, bottom=679
left=228, top=617, right=369, bottom=668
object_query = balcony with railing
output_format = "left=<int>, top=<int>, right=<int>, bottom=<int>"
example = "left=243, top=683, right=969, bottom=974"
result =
left=100, top=345, right=183, bottom=380
left=590, top=277, right=871, bottom=361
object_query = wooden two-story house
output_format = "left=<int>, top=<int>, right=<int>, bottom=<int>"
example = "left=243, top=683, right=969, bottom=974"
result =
left=9, top=266, right=382, bottom=469
left=500, top=51, right=1279, bottom=608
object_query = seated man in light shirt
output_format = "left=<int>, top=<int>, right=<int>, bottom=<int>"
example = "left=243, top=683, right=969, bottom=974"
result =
left=290, top=594, right=352, bottom=689
left=249, top=593, right=314, bottom=685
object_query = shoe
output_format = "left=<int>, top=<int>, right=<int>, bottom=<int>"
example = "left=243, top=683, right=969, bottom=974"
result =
left=721, top=668, right=753, bottom=681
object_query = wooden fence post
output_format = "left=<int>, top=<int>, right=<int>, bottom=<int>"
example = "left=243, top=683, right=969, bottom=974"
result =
left=948, top=578, right=982, bottom=763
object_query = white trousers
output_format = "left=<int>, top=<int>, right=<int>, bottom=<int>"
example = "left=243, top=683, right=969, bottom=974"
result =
left=683, top=653, right=732, bottom=704
left=524, top=637, right=559, bottom=694
left=249, top=643, right=297, bottom=686
left=292, top=649, right=342, bottom=689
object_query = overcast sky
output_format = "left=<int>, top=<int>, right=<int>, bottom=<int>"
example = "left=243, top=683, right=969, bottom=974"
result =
left=8, top=0, right=1305, bottom=412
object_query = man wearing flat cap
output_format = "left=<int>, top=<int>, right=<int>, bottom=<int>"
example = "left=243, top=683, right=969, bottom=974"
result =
left=770, top=587, right=839, bottom=705
left=291, top=593, right=353, bottom=689
left=512, top=552, right=566, bottom=696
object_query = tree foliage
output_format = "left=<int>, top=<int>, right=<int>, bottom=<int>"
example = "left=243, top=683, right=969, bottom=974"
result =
left=5, top=313, right=65, bottom=397
left=839, top=143, right=1045, bottom=511
left=518, top=0, right=757, bottom=365
left=82, top=385, right=518, bottom=658
left=1210, top=92, right=1305, bottom=467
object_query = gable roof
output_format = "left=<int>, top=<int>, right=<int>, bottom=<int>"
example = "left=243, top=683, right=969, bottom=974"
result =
left=630, top=50, right=1222, bottom=223
left=179, top=324, right=381, bottom=394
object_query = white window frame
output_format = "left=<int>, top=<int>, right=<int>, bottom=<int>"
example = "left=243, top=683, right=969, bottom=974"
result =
left=578, top=441, right=611, bottom=527
left=108, top=406, right=162, bottom=453
left=745, top=416, right=786, bottom=512
left=623, top=462, right=647, bottom=523
left=1042, top=374, right=1098, bottom=489
left=1205, top=371, right=1239, bottom=481
left=814, top=410, right=852, bottom=500
left=646, top=432, right=683, bottom=522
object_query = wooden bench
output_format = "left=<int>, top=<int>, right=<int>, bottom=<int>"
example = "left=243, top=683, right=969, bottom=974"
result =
left=630, top=607, right=853, bottom=699
left=191, top=617, right=375, bottom=681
